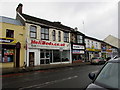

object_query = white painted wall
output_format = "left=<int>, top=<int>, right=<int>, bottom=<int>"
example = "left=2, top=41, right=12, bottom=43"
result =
left=85, top=38, right=101, bottom=49
left=27, top=49, right=40, bottom=66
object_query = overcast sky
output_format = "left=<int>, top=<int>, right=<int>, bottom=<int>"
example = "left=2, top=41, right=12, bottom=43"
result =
left=0, top=0, right=119, bottom=40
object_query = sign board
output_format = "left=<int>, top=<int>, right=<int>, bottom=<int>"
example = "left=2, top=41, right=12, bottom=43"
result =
left=28, top=39, right=70, bottom=50
left=72, top=50, right=84, bottom=54
left=0, top=38, right=16, bottom=44
left=73, top=44, right=85, bottom=49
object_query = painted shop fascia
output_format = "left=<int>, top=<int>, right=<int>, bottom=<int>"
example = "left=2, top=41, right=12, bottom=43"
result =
left=29, top=39, right=70, bottom=50
left=72, top=44, right=85, bottom=63
left=26, top=39, right=71, bottom=67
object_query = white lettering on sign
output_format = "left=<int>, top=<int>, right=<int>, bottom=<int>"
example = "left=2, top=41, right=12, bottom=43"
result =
left=0, top=39, right=11, bottom=43
left=72, top=50, right=84, bottom=54
left=73, top=45, right=84, bottom=49
left=31, top=40, right=65, bottom=47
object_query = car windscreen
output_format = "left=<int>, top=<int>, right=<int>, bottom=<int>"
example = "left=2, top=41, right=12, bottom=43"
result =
left=94, top=62, right=119, bottom=89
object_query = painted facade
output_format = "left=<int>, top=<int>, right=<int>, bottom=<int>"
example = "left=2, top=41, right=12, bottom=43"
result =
left=25, top=23, right=72, bottom=66
left=70, top=30, right=85, bottom=63
left=16, top=4, right=73, bottom=67
left=0, top=16, right=25, bottom=68
left=85, top=36, right=101, bottom=61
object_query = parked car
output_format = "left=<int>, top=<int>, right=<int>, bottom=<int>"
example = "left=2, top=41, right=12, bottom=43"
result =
left=106, top=57, right=111, bottom=61
left=90, top=57, right=106, bottom=65
left=86, top=57, right=120, bottom=90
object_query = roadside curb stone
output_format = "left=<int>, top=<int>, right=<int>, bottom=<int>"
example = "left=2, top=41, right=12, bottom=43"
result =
left=1, top=62, right=90, bottom=75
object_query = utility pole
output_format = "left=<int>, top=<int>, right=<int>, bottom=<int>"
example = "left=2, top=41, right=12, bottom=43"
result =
left=82, top=20, right=85, bottom=34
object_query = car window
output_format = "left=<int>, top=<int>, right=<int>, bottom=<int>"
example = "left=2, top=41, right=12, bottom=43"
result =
left=92, top=57, right=97, bottom=59
left=94, top=62, right=119, bottom=89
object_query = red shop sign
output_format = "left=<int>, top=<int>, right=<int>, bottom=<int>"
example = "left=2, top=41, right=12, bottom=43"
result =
left=31, top=40, right=65, bottom=47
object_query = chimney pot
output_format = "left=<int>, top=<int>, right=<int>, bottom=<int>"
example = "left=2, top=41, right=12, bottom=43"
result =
left=16, top=3, right=23, bottom=14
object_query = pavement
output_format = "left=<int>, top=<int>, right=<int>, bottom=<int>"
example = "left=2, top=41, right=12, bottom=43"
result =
left=1, top=62, right=90, bottom=75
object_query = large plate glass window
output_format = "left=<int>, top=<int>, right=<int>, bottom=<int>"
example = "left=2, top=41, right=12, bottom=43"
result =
left=40, top=50, right=50, bottom=64
left=1, top=49, right=14, bottom=63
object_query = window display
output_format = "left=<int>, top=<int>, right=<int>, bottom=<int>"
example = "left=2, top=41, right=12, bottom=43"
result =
left=2, top=49, right=14, bottom=63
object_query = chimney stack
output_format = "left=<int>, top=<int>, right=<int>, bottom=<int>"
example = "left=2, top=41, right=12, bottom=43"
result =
left=16, top=3, right=23, bottom=14
left=74, top=27, right=78, bottom=31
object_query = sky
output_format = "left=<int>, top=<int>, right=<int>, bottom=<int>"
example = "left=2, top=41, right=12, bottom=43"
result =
left=0, top=0, right=119, bottom=40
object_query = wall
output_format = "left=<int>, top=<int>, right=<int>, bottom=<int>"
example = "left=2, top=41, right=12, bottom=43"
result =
left=26, top=23, right=70, bottom=43
left=0, top=22, right=25, bottom=68
left=85, top=38, right=101, bottom=49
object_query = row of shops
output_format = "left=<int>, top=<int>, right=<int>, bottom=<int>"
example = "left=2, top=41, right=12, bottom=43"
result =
left=1, top=38, right=118, bottom=68
left=0, top=4, right=118, bottom=69
left=26, top=39, right=85, bottom=67
left=0, top=38, right=85, bottom=68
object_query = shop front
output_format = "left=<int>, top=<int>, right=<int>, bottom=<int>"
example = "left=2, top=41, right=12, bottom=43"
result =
left=72, top=44, right=85, bottom=63
left=26, top=39, right=72, bottom=67
left=86, top=48, right=101, bottom=61
left=0, top=38, right=21, bottom=68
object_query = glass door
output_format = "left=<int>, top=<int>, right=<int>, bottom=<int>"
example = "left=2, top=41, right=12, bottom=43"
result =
left=40, top=50, right=50, bottom=64
left=29, top=52, right=34, bottom=67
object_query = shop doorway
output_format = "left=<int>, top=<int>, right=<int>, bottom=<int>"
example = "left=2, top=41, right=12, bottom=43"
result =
left=40, top=50, right=51, bottom=64
left=29, top=52, right=34, bottom=67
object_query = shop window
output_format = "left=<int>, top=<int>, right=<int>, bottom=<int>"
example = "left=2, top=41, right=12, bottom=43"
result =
left=6, top=29, right=14, bottom=38
left=1, top=49, right=14, bottom=63
left=64, top=32, right=69, bottom=42
left=30, top=26, right=37, bottom=39
left=77, top=35, right=83, bottom=43
left=52, top=30, right=56, bottom=41
left=58, top=31, right=61, bottom=42
left=53, top=50, right=60, bottom=62
left=40, top=50, right=50, bottom=64
left=61, top=50, right=70, bottom=62
left=41, top=27, right=49, bottom=40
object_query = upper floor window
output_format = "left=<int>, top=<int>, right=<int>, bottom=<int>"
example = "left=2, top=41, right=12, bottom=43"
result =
left=77, top=35, right=83, bottom=43
left=58, top=31, right=61, bottom=42
left=96, top=42, right=98, bottom=47
left=6, top=29, right=14, bottom=38
left=52, top=30, right=56, bottom=41
left=64, top=32, right=69, bottom=42
left=30, top=26, right=37, bottom=39
left=41, top=27, right=49, bottom=40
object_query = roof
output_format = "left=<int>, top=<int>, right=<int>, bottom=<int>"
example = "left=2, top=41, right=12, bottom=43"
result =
left=85, top=35, right=102, bottom=42
left=0, top=16, right=23, bottom=26
left=104, top=35, right=120, bottom=48
left=21, top=13, right=74, bottom=32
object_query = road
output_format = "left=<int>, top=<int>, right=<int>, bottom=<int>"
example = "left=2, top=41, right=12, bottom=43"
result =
left=2, top=64, right=103, bottom=89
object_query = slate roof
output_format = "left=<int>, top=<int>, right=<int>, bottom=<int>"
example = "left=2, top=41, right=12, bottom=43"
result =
left=85, top=35, right=103, bottom=42
left=21, top=13, right=74, bottom=32
left=0, top=16, right=23, bottom=26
